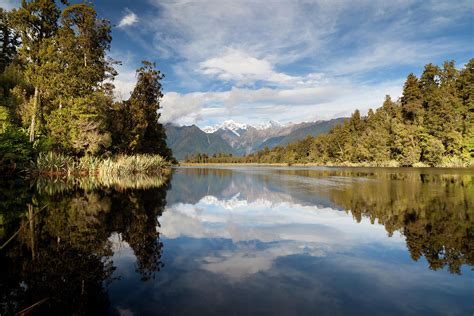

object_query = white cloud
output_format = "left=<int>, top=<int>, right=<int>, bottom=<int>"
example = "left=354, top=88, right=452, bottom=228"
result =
left=118, top=0, right=472, bottom=125
left=160, top=78, right=403, bottom=126
left=118, top=9, right=138, bottom=28
left=160, top=195, right=403, bottom=245
left=107, top=51, right=138, bottom=100
left=157, top=193, right=404, bottom=279
left=198, top=49, right=299, bottom=86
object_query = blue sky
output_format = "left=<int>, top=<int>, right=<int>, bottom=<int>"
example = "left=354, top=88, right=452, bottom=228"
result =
left=2, top=0, right=473, bottom=127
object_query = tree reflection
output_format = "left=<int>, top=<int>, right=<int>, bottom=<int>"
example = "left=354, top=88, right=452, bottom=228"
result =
left=324, top=171, right=474, bottom=274
left=109, top=186, right=169, bottom=280
left=0, top=175, right=171, bottom=315
left=168, top=167, right=474, bottom=274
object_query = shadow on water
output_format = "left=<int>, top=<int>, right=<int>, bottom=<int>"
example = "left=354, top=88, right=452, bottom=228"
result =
left=0, top=173, right=172, bottom=315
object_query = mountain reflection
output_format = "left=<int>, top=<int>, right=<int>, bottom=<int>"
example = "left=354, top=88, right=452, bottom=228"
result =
left=0, top=175, right=171, bottom=315
left=168, top=167, right=473, bottom=274
left=0, top=167, right=473, bottom=315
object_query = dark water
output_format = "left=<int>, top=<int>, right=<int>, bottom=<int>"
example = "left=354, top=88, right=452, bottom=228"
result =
left=0, top=167, right=473, bottom=315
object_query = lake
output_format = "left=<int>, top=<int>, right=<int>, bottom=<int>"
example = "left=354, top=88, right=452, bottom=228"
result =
left=0, top=166, right=473, bottom=315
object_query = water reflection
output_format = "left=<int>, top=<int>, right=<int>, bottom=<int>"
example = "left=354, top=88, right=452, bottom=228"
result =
left=0, top=174, right=170, bottom=314
left=0, top=167, right=473, bottom=315
left=167, top=167, right=473, bottom=274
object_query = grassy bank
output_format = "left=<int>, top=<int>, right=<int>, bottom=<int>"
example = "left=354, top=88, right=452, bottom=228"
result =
left=32, top=152, right=171, bottom=176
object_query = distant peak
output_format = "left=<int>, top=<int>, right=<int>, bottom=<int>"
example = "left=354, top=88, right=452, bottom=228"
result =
left=254, top=120, right=283, bottom=130
left=202, top=120, right=287, bottom=134
left=202, top=120, right=248, bottom=134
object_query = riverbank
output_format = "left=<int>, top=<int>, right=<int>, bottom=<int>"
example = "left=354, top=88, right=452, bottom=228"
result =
left=180, top=159, right=474, bottom=168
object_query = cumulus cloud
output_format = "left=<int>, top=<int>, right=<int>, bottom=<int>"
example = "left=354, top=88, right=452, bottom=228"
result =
left=198, top=49, right=300, bottom=87
left=115, top=0, right=472, bottom=125
left=118, top=9, right=138, bottom=28
left=160, top=78, right=404, bottom=125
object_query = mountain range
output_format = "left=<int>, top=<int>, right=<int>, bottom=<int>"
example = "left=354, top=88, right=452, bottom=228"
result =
left=165, top=118, right=345, bottom=160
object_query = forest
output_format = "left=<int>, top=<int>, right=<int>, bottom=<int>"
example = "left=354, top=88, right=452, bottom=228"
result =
left=0, top=1, right=173, bottom=175
left=186, top=59, right=474, bottom=167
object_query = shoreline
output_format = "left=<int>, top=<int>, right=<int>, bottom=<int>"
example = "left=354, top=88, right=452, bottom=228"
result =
left=178, top=162, right=474, bottom=169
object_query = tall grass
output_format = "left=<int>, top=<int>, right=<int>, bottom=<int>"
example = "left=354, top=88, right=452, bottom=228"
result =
left=97, top=155, right=167, bottom=177
left=32, top=152, right=170, bottom=176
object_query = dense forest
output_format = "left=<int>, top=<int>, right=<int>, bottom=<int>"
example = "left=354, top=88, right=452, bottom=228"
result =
left=0, top=1, right=173, bottom=174
left=186, top=59, right=474, bottom=167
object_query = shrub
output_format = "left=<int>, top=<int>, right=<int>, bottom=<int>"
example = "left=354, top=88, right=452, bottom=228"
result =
left=0, top=127, right=34, bottom=174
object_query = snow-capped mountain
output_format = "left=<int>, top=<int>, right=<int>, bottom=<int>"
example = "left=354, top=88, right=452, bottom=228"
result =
left=202, top=120, right=249, bottom=136
left=201, top=120, right=291, bottom=153
left=165, top=118, right=346, bottom=159
left=253, top=120, right=284, bottom=131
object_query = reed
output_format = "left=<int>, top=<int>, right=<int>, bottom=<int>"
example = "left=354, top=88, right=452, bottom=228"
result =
left=32, top=152, right=170, bottom=176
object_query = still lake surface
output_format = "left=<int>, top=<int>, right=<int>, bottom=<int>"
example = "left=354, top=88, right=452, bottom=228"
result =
left=0, top=166, right=473, bottom=315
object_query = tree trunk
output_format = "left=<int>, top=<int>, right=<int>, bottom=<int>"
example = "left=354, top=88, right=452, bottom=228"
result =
left=28, top=203, right=35, bottom=260
left=29, top=87, right=39, bottom=142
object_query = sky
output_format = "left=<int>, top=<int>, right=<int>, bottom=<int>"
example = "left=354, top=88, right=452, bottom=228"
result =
left=2, top=0, right=473, bottom=127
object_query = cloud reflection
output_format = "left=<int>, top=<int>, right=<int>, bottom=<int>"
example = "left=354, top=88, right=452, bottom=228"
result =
left=159, top=194, right=404, bottom=279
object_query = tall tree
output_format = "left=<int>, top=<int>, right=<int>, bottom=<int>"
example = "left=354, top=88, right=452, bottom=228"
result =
left=126, top=61, right=173, bottom=159
left=0, top=8, right=19, bottom=72
left=11, top=0, right=62, bottom=142
left=401, top=73, right=423, bottom=123
left=59, top=4, right=115, bottom=96
left=44, top=2, right=115, bottom=155
left=457, top=59, right=474, bottom=158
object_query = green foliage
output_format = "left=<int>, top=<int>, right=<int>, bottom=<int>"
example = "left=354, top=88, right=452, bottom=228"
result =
left=0, top=127, right=34, bottom=173
left=46, top=93, right=112, bottom=156
left=116, top=61, right=172, bottom=159
left=421, top=134, right=444, bottom=166
left=0, top=8, right=19, bottom=72
left=0, top=1, right=174, bottom=171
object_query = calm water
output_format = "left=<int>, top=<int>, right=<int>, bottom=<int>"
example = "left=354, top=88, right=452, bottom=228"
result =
left=0, top=166, right=473, bottom=315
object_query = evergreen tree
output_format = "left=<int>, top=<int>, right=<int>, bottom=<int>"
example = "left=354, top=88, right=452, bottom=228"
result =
left=0, top=8, right=19, bottom=72
left=11, top=0, right=62, bottom=142
left=245, top=60, right=473, bottom=167
left=44, top=2, right=115, bottom=155
left=126, top=61, right=173, bottom=159
left=401, top=73, right=423, bottom=123
left=457, top=59, right=474, bottom=158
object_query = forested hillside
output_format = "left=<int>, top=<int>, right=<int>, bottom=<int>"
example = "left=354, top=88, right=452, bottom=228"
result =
left=186, top=60, right=474, bottom=167
left=165, top=124, right=235, bottom=160
left=0, top=2, right=173, bottom=173
left=256, top=118, right=345, bottom=151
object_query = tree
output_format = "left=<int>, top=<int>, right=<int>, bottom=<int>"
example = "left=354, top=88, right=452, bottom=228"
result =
left=457, top=59, right=474, bottom=159
left=11, top=0, right=62, bottom=142
left=0, top=8, right=19, bottom=72
left=58, top=3, right=116, bottom=97
left=421, top=134, right=444, bottom=166
left=401, top=73, right=423, bottom=123
left=46, top=93, right=112, bottom=155
left=125, top=61, right=173, bottom=159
